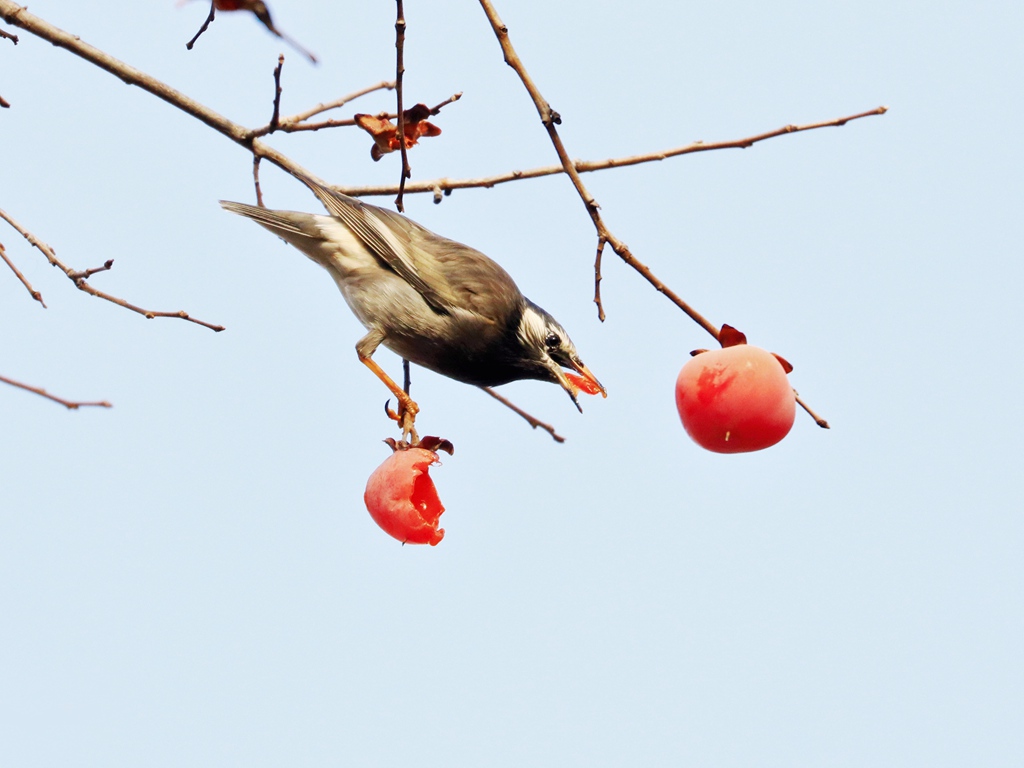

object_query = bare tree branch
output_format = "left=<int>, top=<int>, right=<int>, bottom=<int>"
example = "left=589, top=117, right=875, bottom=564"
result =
left=68, top=258, right=114, bottom=281
left=794, top=393, right=830, bottom=429
left=481, top=387, right=565, bottom=443
left=185, top=0, right=216, bottom=50
left=334, top=107, right=888, bottom=198
left=476, top=0, right=717, bottom=335
left=0, top=2, right=452, bottom=191
left=0, top=374, right=112, bottom=410
left=1, top=18, right=16, bottom=107
left=262, top=115, right=363, bottom=133
left=0, top=207, right=224, bottom=332
left=281, top=80, right=395, bottom=124
left=69, top=267, right=225, bottom=331
left=268, top=54, right=284, bottom=132
left=394, top=0, right=410, bottom=212
left=593, top=235, right=606, bottom=323
left=0, top=240, right=45, bottom=307
left=477, top=0, right=842, bottom=429
left=252, top=155, right=265, bottom=206
left=0, top=1, right=319, bottom=182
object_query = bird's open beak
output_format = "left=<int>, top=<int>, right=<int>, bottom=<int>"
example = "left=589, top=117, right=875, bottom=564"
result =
left=570, top=359, right=606, bottom=398
left=554, top=358, right=606, bottom=413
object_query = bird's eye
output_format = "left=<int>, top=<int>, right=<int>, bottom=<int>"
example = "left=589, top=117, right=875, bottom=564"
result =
left=545, top=332, right=561, bottom=348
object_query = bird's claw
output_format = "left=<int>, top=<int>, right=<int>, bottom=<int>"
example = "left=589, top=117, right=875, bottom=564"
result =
left=384, top=397, right=420, bottom=443
left=399, top=409, right=419, bottom=445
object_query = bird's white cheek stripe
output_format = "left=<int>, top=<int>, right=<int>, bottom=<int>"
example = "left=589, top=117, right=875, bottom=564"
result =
left=517, top=307, right=549, bottom=347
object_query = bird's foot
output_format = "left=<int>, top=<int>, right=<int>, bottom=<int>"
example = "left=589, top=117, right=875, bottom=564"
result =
left=399, top=406, right=419, bottom=445
left=384, top=395, right=420, bottom=444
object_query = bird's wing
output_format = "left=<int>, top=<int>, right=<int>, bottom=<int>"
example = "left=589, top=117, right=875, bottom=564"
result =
left=299, top=177, right=524, bottom=326
left=423, top=235, right=524, bottom=327
left=300, top=177, right=457, bottom=314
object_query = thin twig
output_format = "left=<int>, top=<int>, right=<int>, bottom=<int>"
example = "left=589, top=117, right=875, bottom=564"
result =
left=0, top=374, right=111, bottom=410
left=70, top=276, right=225, bottom=331
left=0, top=24, right=12, bottom=107
left=269, top=54, right=284, bottom=132
left=255, top=115, right=360, bottom=135
left=426, top=92, right=462, bottom=116
left=0, top=240, right=45, bottom=306
left=282, top=80, right=395, bottom=124
left=68, top=258, right=113, bottom=280
left=252, top=92, right=462, bottom=137
left=481, top=387, right=565, bottom=443
left=794, top=393, right=830, bottom=429
left=185, top=0, right=216, bottom=50
left=0, top=207, right=58, bottom=266
left=593, top=235, right=606, bottom=323
left=394, top=0, right=410, bottom=212
left=334, top=107, right=888, bottom=197
left=253, top=155, right=265, bottom=206
left=0, top=206, right=224, bottom=332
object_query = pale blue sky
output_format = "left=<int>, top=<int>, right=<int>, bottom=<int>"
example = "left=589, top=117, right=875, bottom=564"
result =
left=2, top=1, right=1022, bottom=766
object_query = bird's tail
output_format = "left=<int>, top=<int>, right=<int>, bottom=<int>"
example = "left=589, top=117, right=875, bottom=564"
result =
left=219, top=199, right=330, bottom=260
left=219, top=200, right=306, bottom=235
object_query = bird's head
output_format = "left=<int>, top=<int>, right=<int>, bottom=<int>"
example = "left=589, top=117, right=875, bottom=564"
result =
left=517, top=300, right=606, bottom=411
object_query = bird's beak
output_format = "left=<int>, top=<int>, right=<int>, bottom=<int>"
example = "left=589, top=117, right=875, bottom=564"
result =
left=553, top=358, right=606, bottom=413
left=569, top=359, right=606, bottom=398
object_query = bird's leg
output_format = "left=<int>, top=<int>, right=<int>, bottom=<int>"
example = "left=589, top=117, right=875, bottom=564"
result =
left=357, top=331, right=419, bottom=440
left=360, top=355, right=420, bottom=416
left=398, top=359, right=419, bottom=444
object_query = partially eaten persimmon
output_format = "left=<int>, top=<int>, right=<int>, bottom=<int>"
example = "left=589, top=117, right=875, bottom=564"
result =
left=364, top=447, right=445, bottom=545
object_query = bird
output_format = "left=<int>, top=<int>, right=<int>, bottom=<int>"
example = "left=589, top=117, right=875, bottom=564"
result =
left=219, top=175, right=605, bottom=427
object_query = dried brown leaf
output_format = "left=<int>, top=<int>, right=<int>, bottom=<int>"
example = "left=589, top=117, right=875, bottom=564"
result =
left=355, top=104, right=441, bottom=162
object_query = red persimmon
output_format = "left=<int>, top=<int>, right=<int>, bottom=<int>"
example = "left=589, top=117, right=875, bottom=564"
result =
left=364, top=448, right=445, bottom=545
left=675, top=338, right=795, bottom=454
